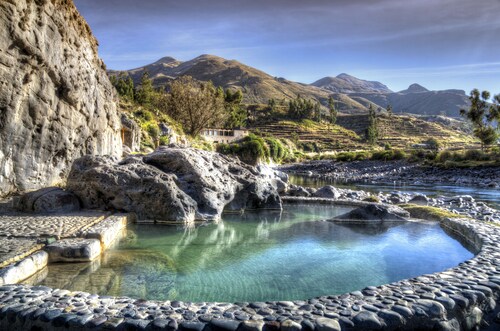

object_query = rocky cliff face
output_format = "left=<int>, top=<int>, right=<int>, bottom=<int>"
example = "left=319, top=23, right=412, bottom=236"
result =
left=0, top=0, right=122, bottom=197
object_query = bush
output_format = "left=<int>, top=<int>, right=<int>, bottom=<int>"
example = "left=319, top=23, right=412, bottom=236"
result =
left=265, top=137, right=287, bottom=162
left=134, top=109, right=154, bottom=122
left=145, top=123, right=160, bottom=140
left=363, top=195, right=380, bottom=203
left=392, top=149, right=407, bottom=160
left=335, top=152, right=357, bottom=162
left=371, top=149, right=406, bottom=161
left=436, top=150, right=453, bottom=163
left=355, top=151, right=371, bottom=161
left=159, top=136, right=169, bottom=146
left=424, top=138, right=441, bottom=150
left=464, top=149, right=486, bottom=161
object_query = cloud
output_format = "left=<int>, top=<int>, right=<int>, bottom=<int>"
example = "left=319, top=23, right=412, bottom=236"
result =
left=74, top=0, right=500, bottom=92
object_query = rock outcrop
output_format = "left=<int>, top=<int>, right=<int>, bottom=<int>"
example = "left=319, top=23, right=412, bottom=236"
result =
left=0, top=0, right=122, bottom=197
left=14, top=187, right=80, bottom=214
left=332, top=204, right=410, bottom=222
left=67, top=147, right=283, bottom=223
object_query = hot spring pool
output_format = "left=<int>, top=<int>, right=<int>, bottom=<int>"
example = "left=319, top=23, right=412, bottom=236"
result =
left=30, top=204, right=474, bottom=302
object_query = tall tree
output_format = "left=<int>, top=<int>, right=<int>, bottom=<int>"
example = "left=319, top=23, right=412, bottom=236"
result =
left=328, top=96, right=337, bottom=124
left=314, top=102, right=322, bottom=122
left=224, top=89, right=247, bottom=129
left=135, top=72, right=155, bottom=107
left=165, top=76, right=225, bottom=137
left=460, top=89, right=499, bottom=150
left=366, top=104, right=379, bottom=145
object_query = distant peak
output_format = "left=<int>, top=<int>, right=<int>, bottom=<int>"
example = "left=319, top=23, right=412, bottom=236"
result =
left=403, top=83, right=429, bottom=93
left=154, top=56, right=178, bottom=64
left=195, top=54, right=224, bottom=61
left=336, top=73, right=355, bottom=79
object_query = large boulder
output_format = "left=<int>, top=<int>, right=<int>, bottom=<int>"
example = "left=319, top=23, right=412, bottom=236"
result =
left=0, top=0, right=122, bottom=197
left=332, top=204, right=410, bottom=222
left=15, top=187, right=80, bottom=213
left=67, top=147, right=282, bottom=223
left=314, top=185, right=340, bottom=199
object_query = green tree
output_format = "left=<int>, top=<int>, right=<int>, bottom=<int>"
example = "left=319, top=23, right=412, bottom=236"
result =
left=110, top=73, right=135, bottom=101
left=328, top=96, right=338, bottom=124
left=135, top=72, right=155, bottom=107
left=224, top=89, right=247, bottom=129
left=386, top=104, right=393, bottom=116
left=366, top=104, right=379, bottom=145
left=165, top=76, right=225, bottom=137
left=460, top=89, right=499, bottom=150
left=288, top=96, right=315, bottom=120
left=314, top=102, right=322, bottom=122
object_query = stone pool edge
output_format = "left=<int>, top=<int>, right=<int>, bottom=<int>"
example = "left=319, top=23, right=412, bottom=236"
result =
left=0, top=201, right=499, bottom=330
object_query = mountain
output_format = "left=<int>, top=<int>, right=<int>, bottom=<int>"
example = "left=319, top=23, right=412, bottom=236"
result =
left=347, top=84, right=469, bottom=117
left=311, top=74, right=392, bottom=94
left=110, top=55, right=470, bottom=116
left=399, top=83, right=429, bottom=94
left=109, top=54, right=334, bottom=106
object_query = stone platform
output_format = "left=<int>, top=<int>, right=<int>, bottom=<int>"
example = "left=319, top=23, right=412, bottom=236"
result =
left=0, top=211, right=128, bottom=287
left=0, top=212, right=106, bottom=239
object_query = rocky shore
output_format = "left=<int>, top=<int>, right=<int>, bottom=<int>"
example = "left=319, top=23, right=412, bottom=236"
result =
left=284, top=183, right=500, bottom=224
left=278, top=160, right=500, bottom=188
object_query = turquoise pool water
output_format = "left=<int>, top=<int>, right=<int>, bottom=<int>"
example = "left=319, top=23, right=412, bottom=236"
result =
left=32, top=204, right=473, bottom=302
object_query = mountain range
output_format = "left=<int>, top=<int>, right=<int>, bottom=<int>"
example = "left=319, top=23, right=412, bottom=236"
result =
left=109, top=54, right=470, bottom=117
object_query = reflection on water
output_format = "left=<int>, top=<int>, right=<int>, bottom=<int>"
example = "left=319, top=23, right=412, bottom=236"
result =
left=289, top=175, right=500, bottom=209
left=28, top=204, right=473, bottom=302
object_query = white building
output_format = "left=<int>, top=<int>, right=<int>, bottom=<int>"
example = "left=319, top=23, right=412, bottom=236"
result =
left=201, top=128, right=249, bottom=144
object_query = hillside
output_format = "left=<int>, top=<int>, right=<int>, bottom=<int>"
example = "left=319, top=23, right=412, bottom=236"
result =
left=311, top=74, right=392, bottom=94
left=346, top=86, right=470, bottom=117
left=249, top=114, right=473, bottom=153
left=111, top=55, right=471, bottom=117
left=109, top=54, right=334, bottom=106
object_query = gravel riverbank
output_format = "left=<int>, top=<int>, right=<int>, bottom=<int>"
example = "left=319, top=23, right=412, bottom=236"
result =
left=278, top=160, right=500, bottom=188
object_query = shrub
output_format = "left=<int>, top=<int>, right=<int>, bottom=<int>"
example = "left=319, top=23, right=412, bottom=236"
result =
left=424, top=138, right=441, bottom=150
left=355, top=151, right=371, bottom=161
left=134, top=109, right=154, bottom=122
left=159, top=136, right=169, bottom=146
left=363, top=195, right=380, bottom=203
left=336, top=152, right=357, bottom=162
left=436, top=150, right=453, bottom=163
left=464, top=149, right=486, bottom=161
left=392, top=149, right=407, bottom=160
left=371, top=149, right=406, bottom=161
left=265, top=137, right=287, bottom=162
left=145, top=123, right=160, bottom=140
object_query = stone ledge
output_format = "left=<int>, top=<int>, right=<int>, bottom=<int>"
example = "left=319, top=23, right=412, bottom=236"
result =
left=0, top=251, right=48, bottom=286
left=45, top=238, right=101, bottom=263
left=0, top=238, right=44, bottom=268
left=0, top=212, right=499, bottom=330
left=81, top=214, right=129, bottom=249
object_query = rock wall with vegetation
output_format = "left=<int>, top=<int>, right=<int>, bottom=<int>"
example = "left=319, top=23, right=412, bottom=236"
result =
left=0, top=0, right=122, bottom=197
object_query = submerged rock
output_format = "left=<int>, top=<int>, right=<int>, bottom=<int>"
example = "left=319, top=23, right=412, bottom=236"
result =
left=332, top=204, right=410, bottom=222
left=67, top=147, right=282, bottom=223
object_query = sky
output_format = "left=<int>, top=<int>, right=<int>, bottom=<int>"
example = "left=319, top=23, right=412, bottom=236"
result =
left=74, top=0, right=500, bottom=94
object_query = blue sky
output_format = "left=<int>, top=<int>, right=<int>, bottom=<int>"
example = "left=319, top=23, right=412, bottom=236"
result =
left=74, top=0, right=500, bottom=94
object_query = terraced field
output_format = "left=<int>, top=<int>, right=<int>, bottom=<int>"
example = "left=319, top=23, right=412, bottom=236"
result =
left=251, top=114, right=475, bottom=152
